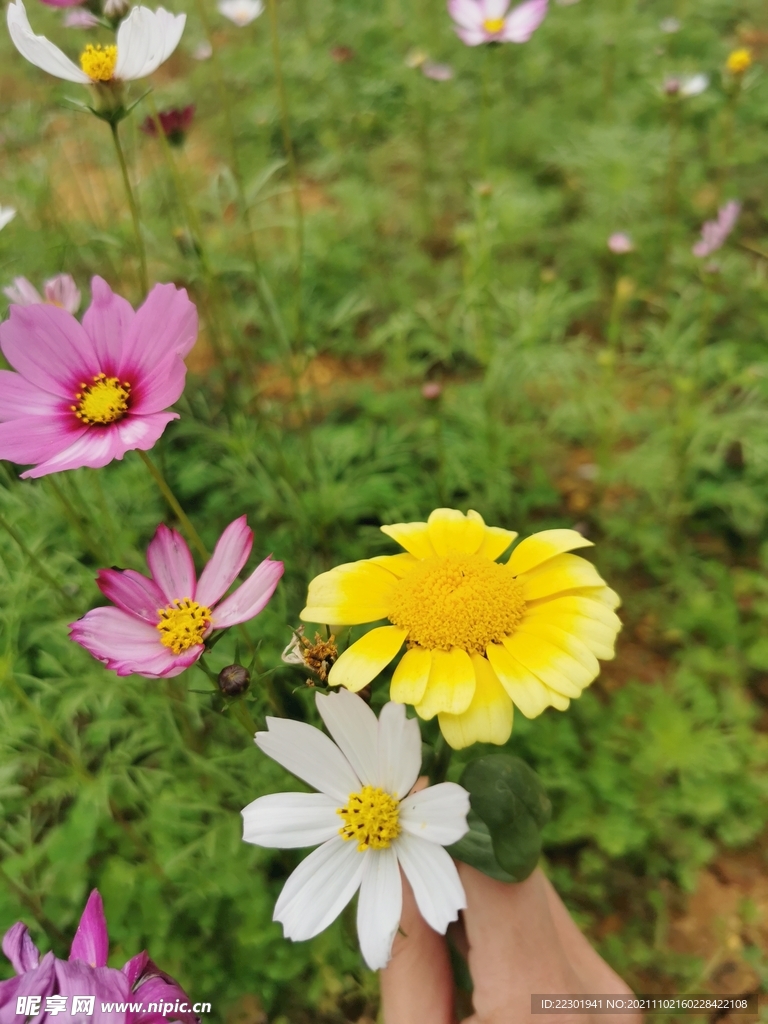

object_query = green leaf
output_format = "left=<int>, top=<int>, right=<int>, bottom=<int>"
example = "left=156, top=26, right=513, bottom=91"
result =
left=452, top=755, right=552, bottom=882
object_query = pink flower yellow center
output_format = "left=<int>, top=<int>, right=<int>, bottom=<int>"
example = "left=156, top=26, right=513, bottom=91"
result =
left=388, top=552, right=525, bottom=653
left=72, top=373, right=131, bottom=425
left=483, top=17, right=505, bottom=33
left=79, top=43, right=118, bottom=82
left=156, top=598, right=212, bottom=654
left=337, top=786, right=401, bottom=851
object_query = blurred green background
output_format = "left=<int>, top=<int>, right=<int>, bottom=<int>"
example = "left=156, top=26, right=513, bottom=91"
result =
left=1, top=0, right=768, bottom=1019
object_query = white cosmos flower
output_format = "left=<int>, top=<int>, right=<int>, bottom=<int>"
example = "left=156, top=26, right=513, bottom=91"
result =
left=217, top=0, right=263, bottom=26
left=7, top=0, right=185, bottom=84
left=242, top=689, right=470, bottom=970
left=0, top=208, right=16, bottom=232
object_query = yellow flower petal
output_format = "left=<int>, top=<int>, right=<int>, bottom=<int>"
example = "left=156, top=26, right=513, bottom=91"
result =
left=544, top=687, right=571, bottom=711
left=438, top=653, right=513, bottom=749
left=520, top=553, right=605, bottom=602
left=477, top=525, right=518, bottom=561
left=508, top=529, right=594, bottom=576
left=328, top=625, right=407, bottom=692
left=301, top=560, right=399, bottom=624
left=590, top=586, right=621, bottom=609
left=523, top=596, right=621, bottom=659
left=369, top=553, right=419, bottom=577
left=414, top=647, right=475, bottom=720
left=485, top=642, right=552, bottom=718
left=427, top=508, right=485, bottom=557
left=380, top=522, right=436, bottom=560
left=501, top=631, right=593, bottom=697
left=390, top=646, right=432, bottom=705
left=516, top=619, right=600, bottom=677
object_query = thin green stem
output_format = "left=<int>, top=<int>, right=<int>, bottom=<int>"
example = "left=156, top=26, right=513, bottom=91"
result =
left=266, top=0, right=305, bottom=346
left=109, top=121, right=148, bottom=296
left=429, top=733, right=453, bottom=785
left=45, top=477, right=110, bottom=563
left=0, top=511, right=77, bottom=611
left=136, top=450, right=209, bottom=561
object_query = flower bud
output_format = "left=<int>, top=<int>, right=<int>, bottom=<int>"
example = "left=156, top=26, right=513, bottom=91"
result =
left=218, top=664, right=251, bottom=697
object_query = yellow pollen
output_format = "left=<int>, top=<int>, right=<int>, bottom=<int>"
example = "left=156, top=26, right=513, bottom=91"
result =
left=156, top=598, right=212, bottom=654
left=338, top=786, right=401, bottom=851
left=726, top=48, right=752, bottom=75
left=388, top=552, right=526, bottom=653
left=79, top=43, right=118, bottom=82
left=71, top=373, right=131, bottom=426
left=483, top=17, right=505, bottom=33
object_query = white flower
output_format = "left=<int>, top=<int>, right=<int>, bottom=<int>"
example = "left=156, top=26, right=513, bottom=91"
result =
left=659, top=16, right=680, bottom=33
left=0, top=207, right=16, bottom=231
left=217, top=0, right=263, bottom=26
left=7, top=0, right=185, bottom=84
left=680, top=73, right=708, bottom=97
left=242, top=689, right=470, bottom=970
left=191, top=39, right=212, bottom=60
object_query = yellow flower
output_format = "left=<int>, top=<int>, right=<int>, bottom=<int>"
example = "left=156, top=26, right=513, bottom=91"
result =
left=726, top=48, right=752, bottom=75
left=301, top=508, right=621, bottom=750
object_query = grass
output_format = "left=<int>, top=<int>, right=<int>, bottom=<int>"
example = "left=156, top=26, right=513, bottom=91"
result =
left=2, top=0, right=768, bottom=1019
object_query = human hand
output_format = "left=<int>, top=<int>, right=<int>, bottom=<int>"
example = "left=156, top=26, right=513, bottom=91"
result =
left=380, top=797, right=638, bottom=1024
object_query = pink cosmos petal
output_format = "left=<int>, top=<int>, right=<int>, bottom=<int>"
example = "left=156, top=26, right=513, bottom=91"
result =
left=211, top=556, right=284, bottom=628
left=69, top=890, right=108, bottom=968
left=146, top=524, right=197, bottom=603
left=81, top=276, right=134, bottom=371
left=69, top=606, right=202, bottom=677
left=0, top=951, right=56, bottom=1024
left=0, top=371, right=64, bottom=419
left=500, top=0, right=548, bottom=41
left=54, top=958, right=132, bottom=1020
left=196, top=515, right=254, bottom=607
left=114, top=411, right=179, bottom=452
left=0, top=415, right=85, bottom=466
left=447, top=0, right=484, bottom=29
left=3, top=277, right=42, bottom=306
left=120, top=284, right=198, bottom=381
left=131, top=962, right=198, bottom=1024
left=121, top=951, right=149, bottom=990
left=2, top=924, right=39, bottom=975
left=96, top=569, right=166, bottom=624
left=482, top=0, right=510, bottom=20
left=456, top=25, right=487, bottom=43
left=129, top=354, right=187, bottom=415
left=20, top=423, right=125, bottom=479
left=0, top=303, right=99, bottom=398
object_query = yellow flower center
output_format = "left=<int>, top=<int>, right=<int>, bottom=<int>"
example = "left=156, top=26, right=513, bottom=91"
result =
left=389, top=552, right=525, bottom=653
left=726, top=48, right=752, bottom=75
left=337, top=786, right=401, bottom=851
left=79, top=44, right=118, bottom=82
left=72, top=373, right=131, bottom=425
left=156, top=598, right=212, bottom=654
left=483, top=17, right=505, bottom=33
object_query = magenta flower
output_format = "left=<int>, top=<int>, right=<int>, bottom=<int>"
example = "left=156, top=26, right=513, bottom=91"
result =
left=692, top=201, right=741, bottom=258
left=38, top=0, right=86, bottom=8
left=0, top=890, right=197, bottom=1024
left=447, top=0, right=548, bottom=45
left=140, top=106, right=195, bottom=146
left=4, top=273, right=81, bottom=313
left=70, top=517, right=284, bottom=678
left=0, top=276, right=197, bottom=479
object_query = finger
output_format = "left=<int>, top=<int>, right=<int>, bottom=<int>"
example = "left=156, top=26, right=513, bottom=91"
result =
left=379, top=869, right=455, bottom=1024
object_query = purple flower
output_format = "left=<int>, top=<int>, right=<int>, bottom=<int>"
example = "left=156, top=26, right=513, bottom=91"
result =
left=4, top=274, right=81, bottom=313
left=607, top=232, right=634, bottom=254
left=62, top=9, right=100, bottom=27
left=0, top=890, right=197, bottom=1024
left=447, top=0, right=548, bottom=46
left=0, top=276, right=197, bottom=478
left=422, top=60, right=454, bottom=80
left=140, top=106, right=195, bottom=147
left=692, top=200, right=741, bottom=258
left=70, top=517, right=284, bottom=678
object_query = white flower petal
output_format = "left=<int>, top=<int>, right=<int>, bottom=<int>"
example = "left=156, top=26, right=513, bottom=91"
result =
left=114, top=6, right=185, bottom=81
left=274, top=835, right=364, bottom=940
left=377, top=702, right=421, bottom=799
left=255, top=716, right=361, bottom=804
left=217, top=0, right=263, bottom=25
left=0, top=208, right=16, bottom=232
left=316, top=689, right=380, bottom=788
left=356, top=847, right=402, bottom=970
left=399, top=783, right=470, bottom=845
left=241, top=792, right=340, bottom=848
left=7, top=0, right=90, bottom=83
left=395, top=833, right=466, bottom=934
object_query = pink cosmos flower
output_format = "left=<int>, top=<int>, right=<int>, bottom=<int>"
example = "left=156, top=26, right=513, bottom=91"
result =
left=0, top=276, right=197, bottom=479
left=70, top=517, right=284, bottom=678
left=447, top=0, right=548, bottom=46
left=607, top=232, right=634, bottom=254
left=692, top=200, right=741, bottom=258
left=63, top=8, right=100, bottom=26
left=1, top=890, right=197, bottom=1024
left=4, top=273, right=81, bottom=313
left=38, top=0, right=86, bottom=8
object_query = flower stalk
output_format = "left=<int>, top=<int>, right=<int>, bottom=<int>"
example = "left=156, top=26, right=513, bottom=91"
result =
left=110, top=120, right=148, bottom=295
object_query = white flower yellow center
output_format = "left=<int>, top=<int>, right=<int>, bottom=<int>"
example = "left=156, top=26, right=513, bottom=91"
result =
left=80, top=43, right=118, bottom=82
left=72, top=373, right=131, bottom=425
left=388, top=552, right=525, bottom=653
left=337, top=786, right=401, bottom=851
left=156, top=598, right=212, bottom=654
left=483, top=17, right=505, bottom=32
